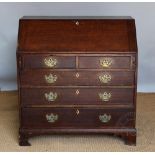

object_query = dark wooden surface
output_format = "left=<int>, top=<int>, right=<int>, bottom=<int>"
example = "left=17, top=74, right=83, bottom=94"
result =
left=20, top=70, right=135, bottom=86
left=18, top=19, right=137, bottom=52
left=23, top=55, right=76, bottom=69
left=22, top=107, right=134, bottom=128
left=78, top=55, right=134, bottom=69
left=17, top=16, right=138, bottom=146
left=21, top=88, right=134, bottom=105
left=21, top=54, right=135, bottom=69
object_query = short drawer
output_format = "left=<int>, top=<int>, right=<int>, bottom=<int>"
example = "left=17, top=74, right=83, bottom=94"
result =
left=22, top=107, right=135, bottom=129
left=22, top=55, right=76, bottom=69
left=78, top=56, right=134, bottom=69
left=21, top=88, right=134, bottom=105
left=20, top=70, right=134, bottom=86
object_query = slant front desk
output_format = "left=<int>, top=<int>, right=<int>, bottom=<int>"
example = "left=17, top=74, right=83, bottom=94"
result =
left=17, top=16, right=138, bottom=146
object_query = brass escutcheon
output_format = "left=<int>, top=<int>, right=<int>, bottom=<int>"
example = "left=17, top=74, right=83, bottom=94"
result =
left=76, top=109, right=80, bottom=115
left=75, top=89, right=80, bottom=95
left=75, top=73, right=80, bottom=78
left=75, top=21, right=79, bottom=26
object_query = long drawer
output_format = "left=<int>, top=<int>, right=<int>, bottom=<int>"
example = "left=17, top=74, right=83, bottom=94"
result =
left=22, top=107, right=135, bottom=129
left=20, top=70, right=134, bottom=86
left=21, top=88, right=134, bottom=105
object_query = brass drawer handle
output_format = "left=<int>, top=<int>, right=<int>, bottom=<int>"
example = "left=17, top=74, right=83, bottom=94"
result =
left=44, top=57, right=57, bottom=67
left=46, top=113, right=58, bottom=123
left=99, top=74, right=111, bottom=84
left=45, top=92, right=57, bottom=102
left=99, top=114, right=111, bottom=123
left=45, top=74, right=57, bottom=84
left=100, top=58, right=112, bottom=68
left=99, top=92, right=111, bottom=102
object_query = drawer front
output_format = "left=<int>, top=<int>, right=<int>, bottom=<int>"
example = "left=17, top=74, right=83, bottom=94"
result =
left=22, top=107, right=135, bottom=128
left=79, top=56, right=133, bottom=69
left=22, top=55, right=76, bottom=69
left=21, top=88, right=134, bottom=105
left=20, top=70, right=134, bottom=86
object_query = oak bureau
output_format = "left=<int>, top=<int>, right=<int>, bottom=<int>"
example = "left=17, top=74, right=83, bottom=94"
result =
left=16, top=16, right=138, bottom=146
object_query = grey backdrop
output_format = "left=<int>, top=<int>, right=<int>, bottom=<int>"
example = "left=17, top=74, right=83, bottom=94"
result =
left=0, top=2, right=155, bottom=92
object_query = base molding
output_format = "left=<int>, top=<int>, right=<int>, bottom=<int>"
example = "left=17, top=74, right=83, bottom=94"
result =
left=19, top=128, right=136, bottom=146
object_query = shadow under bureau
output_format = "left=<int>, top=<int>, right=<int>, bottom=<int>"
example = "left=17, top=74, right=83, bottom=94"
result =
left=16, top=16, right=138, bottom=146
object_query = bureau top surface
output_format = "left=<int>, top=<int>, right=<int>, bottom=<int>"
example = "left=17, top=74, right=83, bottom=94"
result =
left=21, top=16, right=133, bottom=20
left=17, top=16, right=137, bottom=53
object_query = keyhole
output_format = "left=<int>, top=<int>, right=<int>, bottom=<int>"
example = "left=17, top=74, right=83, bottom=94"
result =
left=76, top=73, right=80, bottom=78
left=76, top=109, right=80, bottom=115
left=75, top=89, right=80, bottom=95
left=75, top=21, right=79, bottom=26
